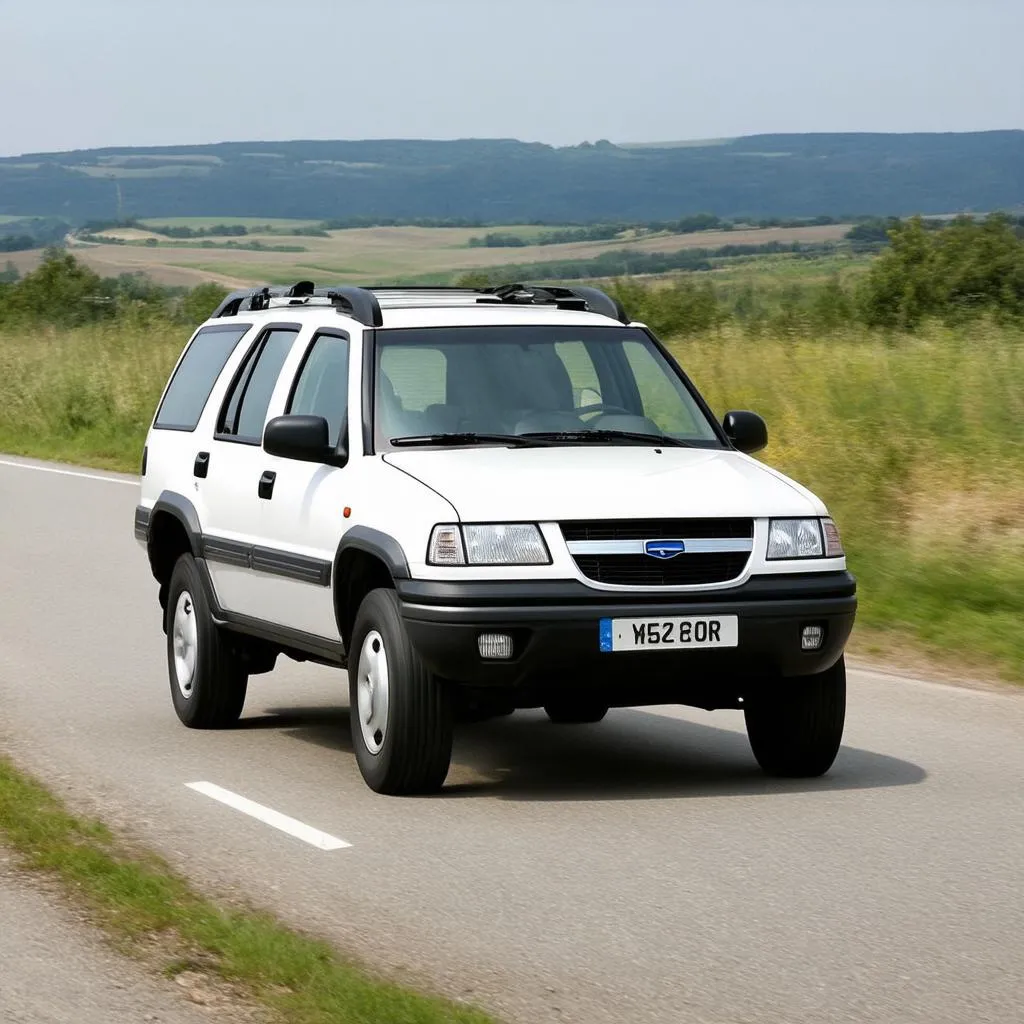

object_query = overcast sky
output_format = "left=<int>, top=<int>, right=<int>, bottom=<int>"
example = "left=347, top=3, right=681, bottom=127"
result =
left=0, top=0, right=1020, bottom=156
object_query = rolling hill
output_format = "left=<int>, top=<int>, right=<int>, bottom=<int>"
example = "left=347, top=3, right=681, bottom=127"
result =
left=0, top=131, right=1021, bottom=225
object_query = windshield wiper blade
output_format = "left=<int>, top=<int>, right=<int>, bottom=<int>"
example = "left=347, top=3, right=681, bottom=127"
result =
left=389, top=432, right=550, bottom=448
left=519, top=429, right=694, bottom=448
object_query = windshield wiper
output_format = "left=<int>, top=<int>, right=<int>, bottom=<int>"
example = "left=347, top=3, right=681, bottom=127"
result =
left=519, top=429, right=695, bottom=448
left=389, top=432, right=552, bottom=448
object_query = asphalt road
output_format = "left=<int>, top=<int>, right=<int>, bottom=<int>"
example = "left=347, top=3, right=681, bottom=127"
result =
left=0, top=854, right=227, bottom=1024
left=1, top=454, right=1022, bottom=1024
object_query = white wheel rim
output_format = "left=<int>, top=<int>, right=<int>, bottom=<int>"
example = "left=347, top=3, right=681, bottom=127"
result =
left=171, top=590, right=198, bottom=699
left=357, top=630, right=390, bottom=754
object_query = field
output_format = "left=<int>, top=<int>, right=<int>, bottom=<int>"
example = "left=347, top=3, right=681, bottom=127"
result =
left=0, top=315, right=1020, bottom=683
left=5, top=221, right=856, bottom=288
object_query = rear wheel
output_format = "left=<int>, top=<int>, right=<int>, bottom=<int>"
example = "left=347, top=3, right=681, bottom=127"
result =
left=349, top=588, right=453, bottom=795
left=543, top=698, right=609, bottom=724
left=744, top=655, right=846, bottom=777
left=165, top=553, right=248, bottom=729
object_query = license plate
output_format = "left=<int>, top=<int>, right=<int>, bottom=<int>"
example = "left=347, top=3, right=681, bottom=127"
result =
left=599, top=615, right=739, bottom=652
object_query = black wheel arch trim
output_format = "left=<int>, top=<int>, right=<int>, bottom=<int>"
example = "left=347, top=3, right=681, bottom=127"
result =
left=334, top=526, right=411, bottom=580
left=148, top=491, right=204, bottom=556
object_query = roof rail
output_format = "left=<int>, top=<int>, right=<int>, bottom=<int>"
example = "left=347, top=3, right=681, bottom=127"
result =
left=483, top=283, right=629, bottom=324
left=209, top=284, right=383, bottom=326
left=208, top=281, right=628, bottom=325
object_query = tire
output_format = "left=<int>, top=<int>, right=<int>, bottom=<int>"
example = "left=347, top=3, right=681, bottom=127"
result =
left=543, top=698, right=609, bottom=724
left=744, top=655, right=846, bottom=777
left=348, top=588, right=453, bottom=795
left=165, top=553, right=248, bottom=729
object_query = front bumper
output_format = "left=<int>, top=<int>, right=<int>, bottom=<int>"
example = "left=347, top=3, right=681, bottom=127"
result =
left=398, top=570, right=857, bottom=707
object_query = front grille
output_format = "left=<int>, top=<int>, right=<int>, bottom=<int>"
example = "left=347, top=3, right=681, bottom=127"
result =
left=571, top=552, right=749, bottom=586
left=560, top=518, right=754, bottom=586
left=560, top=518, right=753, bottom=542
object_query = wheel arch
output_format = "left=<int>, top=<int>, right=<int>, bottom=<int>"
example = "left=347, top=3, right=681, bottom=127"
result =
left=146, top=491, right=204, bottom=614
left=333, top=527, right=409, bottom=651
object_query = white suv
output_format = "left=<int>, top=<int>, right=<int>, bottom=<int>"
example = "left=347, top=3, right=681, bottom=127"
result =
left=134, top=282, right=857, bottom=794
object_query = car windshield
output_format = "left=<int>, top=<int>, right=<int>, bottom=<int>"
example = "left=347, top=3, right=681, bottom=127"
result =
left=372, top=325, right=724, bottom=451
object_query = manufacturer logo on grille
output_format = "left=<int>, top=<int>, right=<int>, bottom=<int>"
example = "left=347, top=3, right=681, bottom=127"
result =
left=644, top=540, right=686, bottom=559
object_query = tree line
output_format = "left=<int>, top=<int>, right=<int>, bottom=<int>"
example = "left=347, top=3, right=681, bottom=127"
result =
left=2, top=214, right=1021, bottom=336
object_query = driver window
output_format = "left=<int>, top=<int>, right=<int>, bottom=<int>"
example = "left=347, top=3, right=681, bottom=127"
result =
left=554, top=341, right=602, bottom=408
left=623, top=340, right=701, bottom=435
left=288, top=333, right=350, bottom=447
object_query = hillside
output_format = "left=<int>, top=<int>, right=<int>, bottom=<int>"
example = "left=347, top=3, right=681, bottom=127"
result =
left=1, top=131, right=1021, bottom=224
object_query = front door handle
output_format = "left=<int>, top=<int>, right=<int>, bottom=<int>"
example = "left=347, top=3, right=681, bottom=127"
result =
left=258, top=470, right=276, bottom=500
left=194, top=451, right=210, bottom=478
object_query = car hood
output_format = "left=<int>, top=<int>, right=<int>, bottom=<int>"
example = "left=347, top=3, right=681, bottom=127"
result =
left=382, top=445, right=824, bottom=522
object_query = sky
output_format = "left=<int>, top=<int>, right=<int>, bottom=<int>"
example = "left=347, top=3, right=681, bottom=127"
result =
left=0, top=0, right=1021, bottom=157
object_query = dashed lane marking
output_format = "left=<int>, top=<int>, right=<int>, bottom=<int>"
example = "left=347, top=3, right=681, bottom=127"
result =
left=185, top=781, right=351, bottom=851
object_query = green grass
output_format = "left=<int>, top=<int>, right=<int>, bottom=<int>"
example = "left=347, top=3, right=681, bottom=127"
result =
left=673, top=323, right=1024, bottom=680
left=0, top=318, right=1021, bottom=681
left=0, top=754, right=497, bottom=1024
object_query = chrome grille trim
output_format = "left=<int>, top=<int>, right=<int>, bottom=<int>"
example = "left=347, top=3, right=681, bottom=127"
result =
left=566, top=538, right=753, bottom=556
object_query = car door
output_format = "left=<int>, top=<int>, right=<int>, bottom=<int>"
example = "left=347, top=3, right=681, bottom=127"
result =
left=251, top=327, right=358, bottom=641
left=200, top=321, right=305, bottom=620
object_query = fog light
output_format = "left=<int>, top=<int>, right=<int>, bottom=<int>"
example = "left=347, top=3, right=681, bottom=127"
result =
left=478, top=633, right=513, bottom=660
left=801, top=625, right=825, bottom=651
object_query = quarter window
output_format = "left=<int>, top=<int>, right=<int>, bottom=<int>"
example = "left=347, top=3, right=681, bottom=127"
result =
left=218, top=327, right=298, bottom=442
left=287, top=332, right=350, bottom=447
left=153, top=325, right=250, bottom=431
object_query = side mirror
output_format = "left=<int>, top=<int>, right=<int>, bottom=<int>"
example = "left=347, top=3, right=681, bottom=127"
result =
left=722, top=410, right=767, bottom=454
left=263, top=414, right=345, bottom=465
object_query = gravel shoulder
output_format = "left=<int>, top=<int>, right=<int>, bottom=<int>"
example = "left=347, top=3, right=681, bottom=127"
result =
left=0, top=854, right=257, bottom=1024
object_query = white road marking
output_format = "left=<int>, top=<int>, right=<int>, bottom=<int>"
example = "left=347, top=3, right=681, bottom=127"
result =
left=0, top=458, right=137, bottom=486
left=185, top=781, right=351, bottom=851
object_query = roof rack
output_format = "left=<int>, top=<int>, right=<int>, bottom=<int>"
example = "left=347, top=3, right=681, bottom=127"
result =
left=209, top=283, right=385, bottom=326
left=208, top=281, right=630, bottom=326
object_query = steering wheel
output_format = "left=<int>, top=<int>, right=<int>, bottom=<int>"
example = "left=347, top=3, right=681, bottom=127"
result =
left=574, top=402, right=635, bottom=420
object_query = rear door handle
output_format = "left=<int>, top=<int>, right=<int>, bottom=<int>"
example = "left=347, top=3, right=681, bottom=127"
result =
left=258, top=470, right=276, bottom=500
left=194, top=451, right=210, bottom=478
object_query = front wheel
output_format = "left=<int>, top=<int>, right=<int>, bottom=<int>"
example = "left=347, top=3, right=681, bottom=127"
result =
left=348, top=588, right=453, bottom=795
left=165, top=554, right=248, bottom=729
left=743, top=655, right=846, bottom=777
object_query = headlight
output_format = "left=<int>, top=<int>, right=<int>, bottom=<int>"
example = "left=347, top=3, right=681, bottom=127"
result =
left=428, top=524, right=551, bottom=565
left=767, top=518, right=824, bottom=559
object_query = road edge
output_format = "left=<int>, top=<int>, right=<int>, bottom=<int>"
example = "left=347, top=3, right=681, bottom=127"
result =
left=0, top=752, right=499, bottom=1024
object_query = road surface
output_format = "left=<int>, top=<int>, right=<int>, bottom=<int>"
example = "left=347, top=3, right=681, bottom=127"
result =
left=1, top=454, right=1021, bottom=1024
left=0, top=853, right=236, bottom=1024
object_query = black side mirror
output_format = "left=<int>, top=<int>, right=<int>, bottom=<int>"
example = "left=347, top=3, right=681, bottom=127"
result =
left=263, top=414, right=345, bottom=465
left=722, top=410, right=768, bottom=454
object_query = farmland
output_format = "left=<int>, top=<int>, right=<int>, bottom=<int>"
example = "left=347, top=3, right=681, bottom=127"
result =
left=10, top=221, right=854, bottom=288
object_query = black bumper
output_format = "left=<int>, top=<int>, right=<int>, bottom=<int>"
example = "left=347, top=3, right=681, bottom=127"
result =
left=397, top=571, right=857, bottom=707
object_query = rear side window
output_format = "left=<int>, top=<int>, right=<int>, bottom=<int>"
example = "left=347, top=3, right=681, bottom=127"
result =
left=153, top=324, right=250, bottom=431
left=217, top=327, right=298, bottom=443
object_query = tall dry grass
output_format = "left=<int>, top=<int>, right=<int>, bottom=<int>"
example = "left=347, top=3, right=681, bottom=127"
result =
left=671, top=322, right=1024, bottom=678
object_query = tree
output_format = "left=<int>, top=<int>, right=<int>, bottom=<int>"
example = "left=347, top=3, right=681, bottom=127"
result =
left=858, top=213, right=1024, bottom=329
left=858, top=216, right=940, bottom=330
left=3, top=248, right=116, bottom=327
left=179, top=282, right=230, bottom=324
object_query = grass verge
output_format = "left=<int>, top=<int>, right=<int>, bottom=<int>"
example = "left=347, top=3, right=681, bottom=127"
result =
left=0, top=753, right=497, bottom=1024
